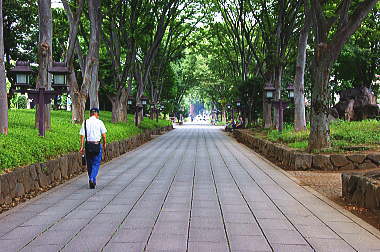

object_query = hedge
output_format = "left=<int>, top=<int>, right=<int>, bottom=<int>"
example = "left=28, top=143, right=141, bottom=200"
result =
left=0, top=109, right=171, bottom=173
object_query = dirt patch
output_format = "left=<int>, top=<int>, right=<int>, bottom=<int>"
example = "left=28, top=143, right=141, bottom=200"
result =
left=289, top=169, right=380, bottom=231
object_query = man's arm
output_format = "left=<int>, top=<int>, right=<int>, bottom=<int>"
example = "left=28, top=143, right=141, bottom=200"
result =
left=102, top=133, right=107, bottom=150
left=80, top=135, right=85, bottom=154
left=79, top=121, right=85, bottom=154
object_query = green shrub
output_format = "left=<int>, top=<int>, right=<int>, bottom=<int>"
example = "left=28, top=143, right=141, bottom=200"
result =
left=253, top=119, right=380, bottom=152
left=0, top=109, right=171, bottom=173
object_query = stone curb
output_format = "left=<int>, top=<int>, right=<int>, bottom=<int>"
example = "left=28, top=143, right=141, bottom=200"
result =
left=233, top=129, right=380, bottom=171
left=342, top=172, right=380, bottom=213
left=0, top=125, right=174, bottom=205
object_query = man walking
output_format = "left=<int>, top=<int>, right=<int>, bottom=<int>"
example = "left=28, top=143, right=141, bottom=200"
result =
left=80, top=108, right=107, bottom=189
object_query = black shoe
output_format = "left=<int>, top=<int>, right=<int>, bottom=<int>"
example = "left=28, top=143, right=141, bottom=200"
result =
left=89, top=180, right=95, bottom=189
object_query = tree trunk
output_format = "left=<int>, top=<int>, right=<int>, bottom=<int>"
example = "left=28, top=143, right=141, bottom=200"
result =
left=0, top=0, right=7, bottom=135
left=89, top=79, right=100, bottom=109
left=110, top=89, right=127, bottom=123
left=111, top=99, right=126, bottom=123
left=293, top=20, right=310, bottom=131
left=150, top=106, right=156, bottom=120
left=263, top=101, right=272, bottom=128
left=273, top=66, right=282, bottom=129
left=263, top=79, right=272, bottom=129
left=67, top=71, right=82, bottom=123
left=71, top=90, right=86, bottom=124
left=308, top=56, right=331, bottom=151
left=247, top=102, right=253, bottom=126
left=36, top=0, right=52, bottom=130
left=134, top=70, right=145, bottom=126
left=135, top=107, right=143, bottom=126
left=89, top=69, right=100, bottom=109
left=88, top=0, right=100, bottom=109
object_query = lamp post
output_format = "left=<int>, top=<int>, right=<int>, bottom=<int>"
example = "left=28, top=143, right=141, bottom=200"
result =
left=127, top=95, right=134, bottom=109
left=236, top=100, right=241, bottom=119
left=141, top=95, right=149, bottom=119
left=135, top=95, right=148, bottom=126
left=11, top=61, right=70, bottom=137
left=227, top=103, right=233, bottom=121
left=141, top=95, right=148, bottom=106
left=264, top=83, right=294, bottom=133
left=158, top=105, right=164, bottom=121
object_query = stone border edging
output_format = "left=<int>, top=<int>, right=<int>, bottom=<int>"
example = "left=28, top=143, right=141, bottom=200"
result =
left=0, top=125, right=173, bottom=205
left=233, top=129, right=380, bottom=171
left=342, top=172, right=380, bottom=212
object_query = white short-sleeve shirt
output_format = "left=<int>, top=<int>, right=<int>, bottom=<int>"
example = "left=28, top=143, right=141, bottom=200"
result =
left=79, top=116, right=107, bottom=141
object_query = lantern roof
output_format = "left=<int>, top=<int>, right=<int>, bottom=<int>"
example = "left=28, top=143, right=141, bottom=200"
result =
left=264, top=83, right=276, bottom=91
left=10, top=61, right=34, bottom=74
left=48, top=62, right=70, bottom=74
left=287, top=84, right=295, bottom=91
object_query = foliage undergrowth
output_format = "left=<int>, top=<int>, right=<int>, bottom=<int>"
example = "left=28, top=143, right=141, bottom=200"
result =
left=0, top=109, right=171, bottom=172
left=252, top=120, right=380, bottom=152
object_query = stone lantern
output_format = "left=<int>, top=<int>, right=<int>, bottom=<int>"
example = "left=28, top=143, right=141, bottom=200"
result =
left=10, top=61, right=34, bottom=93
left=48, top=62, right=70, bottom=91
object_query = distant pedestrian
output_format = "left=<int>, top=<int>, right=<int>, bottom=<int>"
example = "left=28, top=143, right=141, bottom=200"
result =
left=79, top=108, right=107, bottom=189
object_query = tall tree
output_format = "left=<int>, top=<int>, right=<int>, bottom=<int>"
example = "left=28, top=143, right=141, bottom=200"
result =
left=36, top=0, right=53, bottom=130
left=133, top=0, right=181, bottom=126
left=308, top=0, right=379, bottom=151
left=88, top=0, right=101, bottom=109
left=101, top=0, right=139, bottom=123
left=244, top=0, right=302, bottom=129
left=216, top=0, right=255, bottom=83
left=293, top=0, right=311, bottom=131
left=147, top=5, right=205, bottom=120
left=62, top=0, right=84, bottom=123
left=62, top=0, right=101, bottom=124
left=0, top=0, right=8, bottom=135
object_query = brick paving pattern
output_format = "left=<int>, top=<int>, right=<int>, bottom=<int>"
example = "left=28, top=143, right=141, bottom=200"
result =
left=0, top=125, right=380, bottom=251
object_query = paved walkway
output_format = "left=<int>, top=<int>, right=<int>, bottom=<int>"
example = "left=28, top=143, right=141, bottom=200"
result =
left=1, top=125, right=380, bottom=252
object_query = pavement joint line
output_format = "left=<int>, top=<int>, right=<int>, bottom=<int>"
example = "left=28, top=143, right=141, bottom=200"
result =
left=58, top=129, right=183, bottom=251
left=202, top=128, right=232, bottom=252
left=220, top=132, right=352, bottom=250
left=99, top=127, right=194, bottom=251
left=222, top=131, right=364, bottom=251
left=15, top=129, right=179, bottom=251
left=0, top=129, right=173, bottom=222
left=19, top=130, right=178, bottom=250
left=207, top=130, right=277, bottom=251
left=186, top=128, right=199, bottom=252
left=143, top=128, right=198, bottom=251
left=228, top=131, right=380, bottom=240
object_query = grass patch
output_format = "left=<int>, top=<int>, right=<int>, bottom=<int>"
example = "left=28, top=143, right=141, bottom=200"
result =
left=252, top=120, right=380, bottom=152
left=0, top=109, right=171, bottom=172
left=215, top=121, right=227, bottom=126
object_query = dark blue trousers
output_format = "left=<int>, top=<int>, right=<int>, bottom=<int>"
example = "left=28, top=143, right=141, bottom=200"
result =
left=86, top=145, right=102, bottom=183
